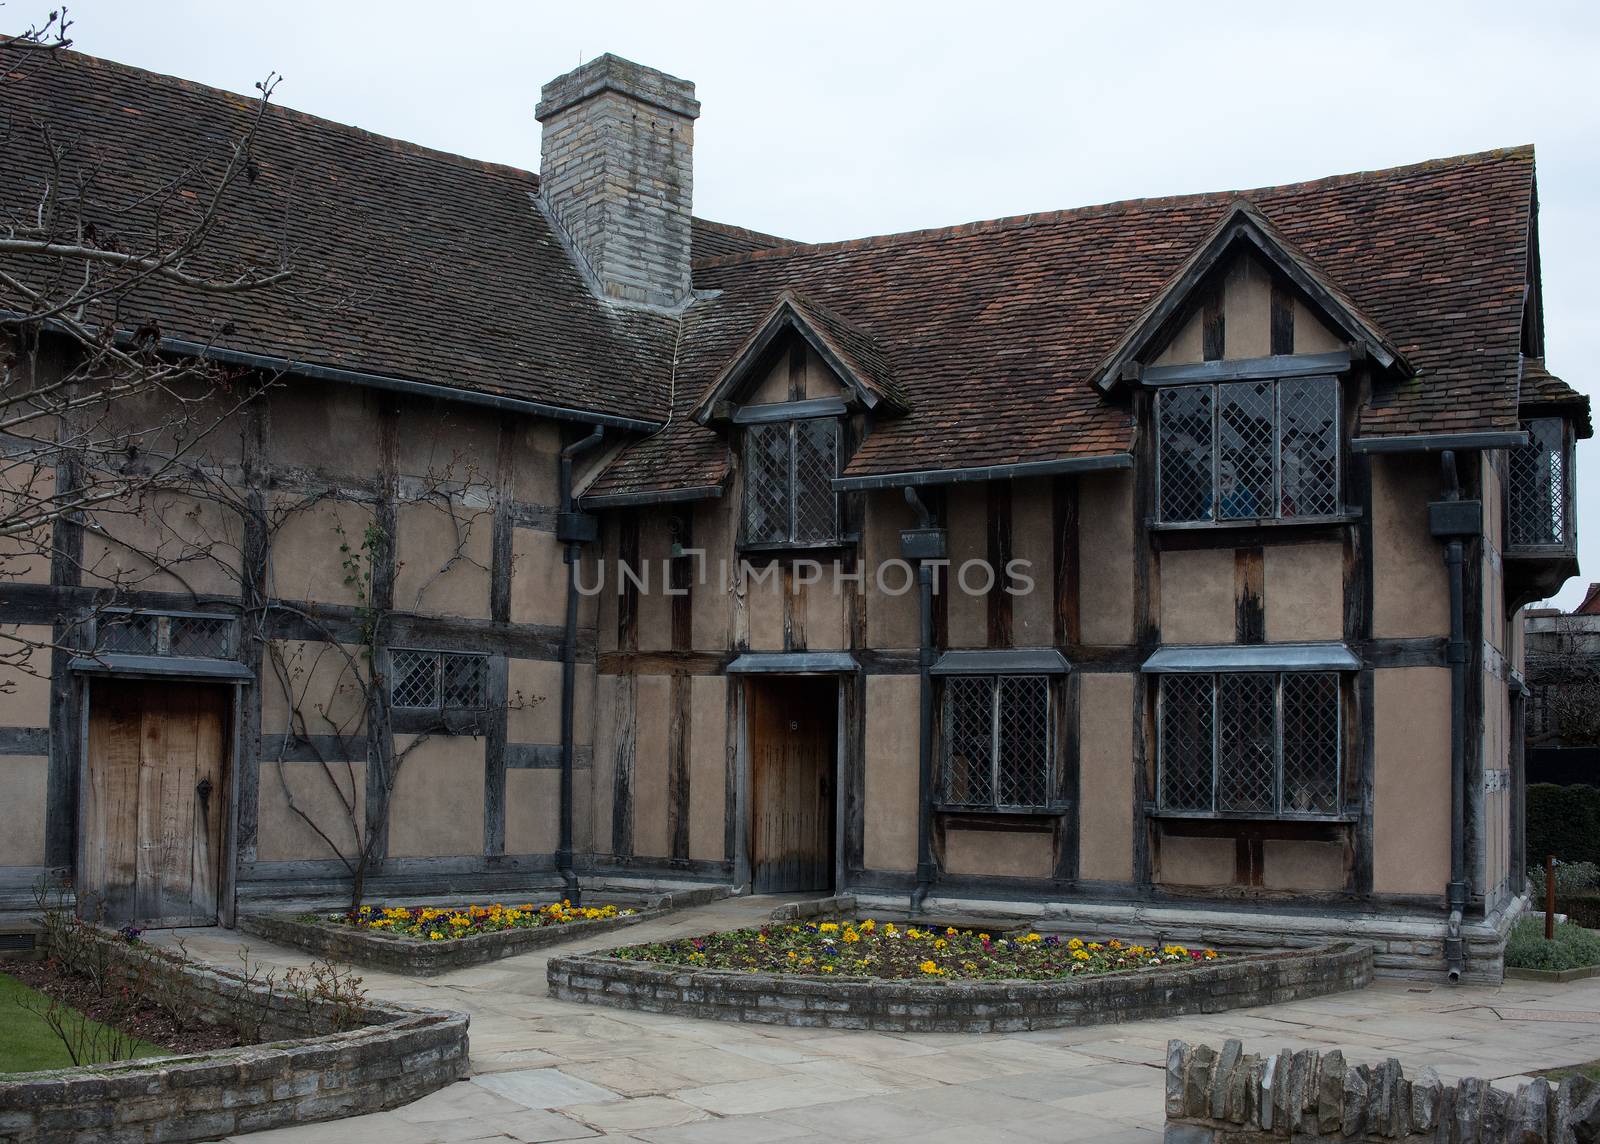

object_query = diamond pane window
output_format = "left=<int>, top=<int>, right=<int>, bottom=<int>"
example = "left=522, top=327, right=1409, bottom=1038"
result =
left=1157, top=375, right=1340, bottom=524
left=742, top=417, right=840, bottom=545
left=97, top=612, right=159, bottom=655
left=1158, top=671, right=1341, bottom=817
left=940, top=675, right=1052, bottom=810
left=95, top=610, right=235, bottom=659
left=389, top=648, right=487, bottom=710
left=169, top=615, right=232, bottom=659
left=1508, top=418, right=1568, bottom=547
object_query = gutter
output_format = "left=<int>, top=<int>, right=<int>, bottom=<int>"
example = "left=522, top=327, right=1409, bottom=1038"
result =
left=582, top=484, right=725, bottom=510
left=902, top=487, right=944, bottom=915
left=154, top=336, right=666, bottom=434
left=557, top=426, right=607, bottom=903
left=1351, top=431, right=1528, bottom=455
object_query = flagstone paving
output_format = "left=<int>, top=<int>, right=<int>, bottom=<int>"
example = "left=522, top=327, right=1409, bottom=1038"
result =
left=140, top=895, right=1600, bottom=1143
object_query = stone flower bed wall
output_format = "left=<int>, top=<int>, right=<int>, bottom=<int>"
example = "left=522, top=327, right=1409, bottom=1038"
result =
left=241, top=904, right=658, bottom=975
left=1164, top=1038, right=1598, bottom=1144
left=547, top=940, right=1371, bottom=1033
left=0, top=926, right=468, bottom=1144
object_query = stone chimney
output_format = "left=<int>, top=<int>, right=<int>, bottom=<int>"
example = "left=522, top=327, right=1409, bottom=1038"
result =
left=535, top=54, right=700, bottom=310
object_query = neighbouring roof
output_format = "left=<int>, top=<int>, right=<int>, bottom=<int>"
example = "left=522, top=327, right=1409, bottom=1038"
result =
left=1578, top=584, right=1600, bottom=615
left=1520, top=358, right=1593, bottom=438
left=5, top=48, right=1580, bottom=501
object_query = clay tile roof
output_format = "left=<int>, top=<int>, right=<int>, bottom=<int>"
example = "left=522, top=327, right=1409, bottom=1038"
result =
left=1519, top=358, right=1593, bottom=438
left=590, top=146, right=1542, bottom=496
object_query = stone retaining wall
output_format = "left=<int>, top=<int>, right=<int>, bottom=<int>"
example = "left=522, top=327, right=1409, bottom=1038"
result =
left=0, top=927, right=468, bottom=1144
left=1163, top=1039, right=1598, bottom=1144
left=547, top=941, right=1372, bottom=1033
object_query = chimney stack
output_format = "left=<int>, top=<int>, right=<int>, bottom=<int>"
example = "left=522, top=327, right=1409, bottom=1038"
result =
left=535, top=54, right=700, bottom=310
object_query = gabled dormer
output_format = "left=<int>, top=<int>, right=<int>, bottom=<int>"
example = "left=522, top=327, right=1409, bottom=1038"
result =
left=1094, top=202, right=1411, bottom=529
left=692, top=292, right=907, bottom=551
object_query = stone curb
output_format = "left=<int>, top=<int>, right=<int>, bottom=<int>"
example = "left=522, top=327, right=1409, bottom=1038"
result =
left=547, top=940, right=1372, bottom=1032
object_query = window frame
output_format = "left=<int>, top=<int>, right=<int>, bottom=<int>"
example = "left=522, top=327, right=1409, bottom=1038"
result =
left=937, top=673, right=1056, bottom=813
left=1154, top=374, right=1344, bottom=527
left=1155, top=670, right=1346, bottom=822
left=388, top=647, right=489, bottom=712
left=739, top=413, right=843, bottom=549
left=92, top=608, right=236, bottom=660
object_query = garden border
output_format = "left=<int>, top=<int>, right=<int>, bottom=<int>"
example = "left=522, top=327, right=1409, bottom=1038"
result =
left=0, top=927, right=468, bottom=1144
left=547, top=940, right=1373, bottom=1033
left=241, top=907, right=657, bottom=975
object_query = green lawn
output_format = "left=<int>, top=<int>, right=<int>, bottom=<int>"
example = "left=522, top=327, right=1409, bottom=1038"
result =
left=1541, top=1060, right=1600, bottom=1084
left=0, top=971, right=164, bottom=1073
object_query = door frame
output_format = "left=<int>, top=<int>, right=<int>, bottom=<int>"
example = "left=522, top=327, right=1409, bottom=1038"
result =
left=733, top=671, right=849, bottom=895
left=74, top=671, right=245, bottom=927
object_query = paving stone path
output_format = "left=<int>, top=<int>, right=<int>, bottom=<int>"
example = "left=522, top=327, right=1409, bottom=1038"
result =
left=143, top=895, right=1599, bottom=1143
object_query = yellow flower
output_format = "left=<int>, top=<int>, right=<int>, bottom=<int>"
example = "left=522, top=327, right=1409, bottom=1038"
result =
left=821, top=965, right=835, bottom=973
left=842, top=930, right=860, bottom=943
left=946, top=927, right=958, bottom=936
left=1021, top=933, right=1041, bottom=943
left=1071, top=949, right=1090, bottom=961
left=919, top=960, right=939, bottom=974
left=819, top=922, right=839, bottom=933
left=933, top=938, right=947, bottom=950
left=860, top=918, right=876, bottom=933
left=978, top=933, right=990, bottom=942
left=787, top=950, right=799, bottom=959
left=429, top=931, right=444, bottom=940
left=1067, top=938, right=1084, bottom=950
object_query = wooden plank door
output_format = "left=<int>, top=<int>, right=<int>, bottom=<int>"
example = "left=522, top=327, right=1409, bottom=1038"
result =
left=749, top=676, right=836, bottom=893
left=83, top=680, right=228, bottom=926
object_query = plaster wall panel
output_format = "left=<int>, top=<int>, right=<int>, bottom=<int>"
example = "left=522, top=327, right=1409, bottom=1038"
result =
left=269, top=497, right=374, bottom=608
left=387, top=735, right=486, bottom=857
left=943, top=829, right=1053, bottom=878
left=1011, top=480, right=1054, bottom=645
left=0, top=628, right=51, bottom=727
left=635, top=513, right=674, bottom=653
left=267, top=383, right=379, bottom=478
left=864, top=491, right=919, bottom=650
left=1157, top=834, right=1235, bottom=886
left=1078, top=473, right=1135, bottom=645
left=863, top=675, right=919, bottom=871
left=505, top=768, right=559, bottom=854
left=507, top=657, right=563, bottom=744
left=590, top=674, right=619, bottom=858
left=511, top=527, right=566, bottom=627
left=393, top=499, right=493, bottom=620
left=0, top=756, right=48, bottom=865
left=1264, top=542, right=1344, bottom=642
left=632, top=673, right=671, bottom=858
left=259, top=640, right=367, bottom=736
left=256, top=760, right=365, bottom=863
left=689, top=674, right=728, bottom=862
left=691, top=500, right=732, bottom=651
left=744, top=563, right=786, bottom=651
left=944, top=484, right=987, bottom=649
left=1223, top=257, right=1272, bottom=359
left=81, top=490, right=244, bottom=597
left=514, top=420, right=562, bottom=508
left=1077, top=672, right=1135, bottom=882
left=804, top=346, right=844, bottom=399
left=801, top=563, right=847, bottom=650
left=1261, top=839, right=1347, bottom=891
left=1160, top=548, right=1236, bottom=645
left=1292, top=298, right=1345, bottom=353
left=1373, top=666, right=1451, bottom=895
left=1372, top=455, right=1449, bottom=638
left=746, top=354, right=791, bottom=405
left=0, top=462, right=53, bottom=585
left=392, top=402, right=501, bottom=484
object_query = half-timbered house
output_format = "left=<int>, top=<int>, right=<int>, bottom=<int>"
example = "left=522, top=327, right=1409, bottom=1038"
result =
left=0, top=48, right=1587, bottom=980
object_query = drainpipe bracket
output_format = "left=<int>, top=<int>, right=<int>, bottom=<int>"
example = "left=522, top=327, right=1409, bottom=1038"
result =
left=900, top=527, right=947, bottom=561
left=1428, top=499, right=1482, bottom=538
left=557, top=511, right=599, bottom=544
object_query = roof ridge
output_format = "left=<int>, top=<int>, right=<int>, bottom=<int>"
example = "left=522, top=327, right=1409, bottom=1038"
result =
left=15, top=45, right=546, bottom=184
left=693, top=146, right=1537, bottom=270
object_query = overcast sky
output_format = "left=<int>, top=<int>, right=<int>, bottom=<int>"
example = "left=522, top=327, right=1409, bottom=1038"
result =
left=39, top=0, right=1600, bottom=608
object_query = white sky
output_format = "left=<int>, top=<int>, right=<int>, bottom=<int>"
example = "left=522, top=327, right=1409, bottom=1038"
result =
left=36, top=0, right=1600, bottom=608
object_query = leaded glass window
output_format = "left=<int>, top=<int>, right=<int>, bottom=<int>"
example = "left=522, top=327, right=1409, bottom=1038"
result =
left=1157, top=376, right=1340, bottom=523
left=389, top=648, right=488, bottom=710
left=940, top=675, right=1052, bottom=810
left=1508, top=418, right=1569, bottom=548
left=742, top=418, right=840, bottom=545
left=1157, top=671, right=1341, bottom=817
left=94, top=610, right=235, bottom=659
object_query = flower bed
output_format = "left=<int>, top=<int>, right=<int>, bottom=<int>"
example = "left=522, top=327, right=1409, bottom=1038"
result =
left=241, top=899, right=655, bottom=975
left=550, top=936, right=1371, bottom=1033
left=614, top=919, right=1219, bottom=980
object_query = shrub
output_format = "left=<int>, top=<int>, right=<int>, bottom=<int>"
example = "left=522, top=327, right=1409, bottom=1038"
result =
left=1505, top=915, right=1600, bottom=972
left=1527, top=783, right=1600, bottom=867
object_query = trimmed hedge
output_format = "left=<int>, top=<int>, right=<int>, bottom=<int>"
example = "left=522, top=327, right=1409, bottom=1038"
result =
left=1504, top=915, right=1600, bottom=972
left=1527, top=783, right=1600, bottom=867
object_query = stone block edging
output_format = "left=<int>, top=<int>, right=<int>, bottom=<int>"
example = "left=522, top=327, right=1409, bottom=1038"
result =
left=240, top=906, right=659, bottom=975
left=0, top=928, right=468, bottom=1144
left=1504, top=962, right=1600, bottom=983
left=547, top=940, right=1372, bottom=1032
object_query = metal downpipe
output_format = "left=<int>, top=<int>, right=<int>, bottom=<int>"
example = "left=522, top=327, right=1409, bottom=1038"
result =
left=905, top=487, right=938, bottom=915
left=1440, top=450, right=1468, bottom=982
left=558, top=426, right=605, bottom=905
